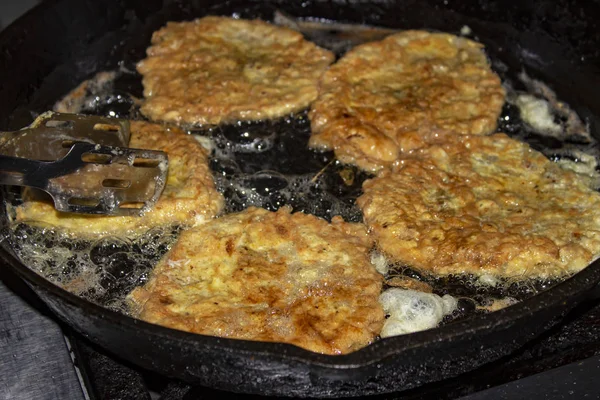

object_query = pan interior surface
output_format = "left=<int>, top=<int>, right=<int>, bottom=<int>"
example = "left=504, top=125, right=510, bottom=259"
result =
left=1, top=0, right=600, bottom=397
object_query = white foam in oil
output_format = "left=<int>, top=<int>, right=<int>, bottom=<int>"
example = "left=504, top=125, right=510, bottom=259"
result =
left=9, top=223, right=179, bottom=314
left=207, top=113, right=365, bottom=222
left=379, top=288, right=458, bottom=337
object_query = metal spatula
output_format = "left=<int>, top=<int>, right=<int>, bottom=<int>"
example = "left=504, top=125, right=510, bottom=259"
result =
left=0, top=112, right=168, bottom=216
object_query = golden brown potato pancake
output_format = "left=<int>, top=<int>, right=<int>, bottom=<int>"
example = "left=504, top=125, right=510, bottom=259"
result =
left=15, top=121, right=224, bottom=236
left=357, top=133, right=600, bottom=278
left=137, top=16, right=335, bottom=126
left=128, top=207, right=384, bottom=355
left=309, top=30, right=505, bottom=172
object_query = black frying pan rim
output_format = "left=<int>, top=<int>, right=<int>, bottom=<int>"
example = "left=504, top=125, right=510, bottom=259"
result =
left=3, top=228, right=600, bottom=369
left=2, top=0, right=600, bottom=370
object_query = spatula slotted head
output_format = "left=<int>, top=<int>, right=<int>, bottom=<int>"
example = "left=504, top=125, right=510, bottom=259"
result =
left=0, top=112, right=130, bottom=161
left=0, top=113, right=169, bottom=215
left=48, top=143, right=168, bottom=216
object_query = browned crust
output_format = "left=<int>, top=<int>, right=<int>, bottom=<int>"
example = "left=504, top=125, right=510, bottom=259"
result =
left=128, top=207, right=384, bottom=355
left=309, top=30, right=505, bottom=172
left=137, top=16, right=335, bottom=126
left=385, top=276, right=433, bottom=293
left=15, top=121, right=224, bottom=236
left=357, top=133, right=600, bottom=278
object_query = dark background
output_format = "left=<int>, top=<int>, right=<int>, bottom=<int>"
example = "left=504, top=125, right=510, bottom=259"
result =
left=0, top=0, right=40, bottom=31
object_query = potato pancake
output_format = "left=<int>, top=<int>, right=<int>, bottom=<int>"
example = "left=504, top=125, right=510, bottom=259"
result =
left=15, top=121, right=224, bottom=236
left=357, top=133, right=600, bottom=278
left=137, top=16, right=335, bottom=126
left=128, top=207, right=384, bottom=355
left=309, top=30, right=505, bottom=172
